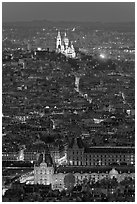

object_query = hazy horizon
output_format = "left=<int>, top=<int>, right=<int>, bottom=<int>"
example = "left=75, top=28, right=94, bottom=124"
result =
left=3, top=2, right=135, bottom=23
left=3, top=19, right=135, bottom=23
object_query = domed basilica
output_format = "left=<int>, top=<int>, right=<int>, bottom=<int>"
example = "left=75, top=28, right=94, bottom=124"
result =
left=56, top=31, right=76, bottom=58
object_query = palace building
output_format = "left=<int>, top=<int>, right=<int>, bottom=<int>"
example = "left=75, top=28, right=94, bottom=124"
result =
left=3, top=138, right=135, bottom=168
left=16, top=139, right=66, bottom=165
left=33, top=150, right=134, bottom=191
left=4, top=138, right=134, bottom=191
left=32, top=137, right=134, bottom=190
left=67, top=137, right=135, bottom=166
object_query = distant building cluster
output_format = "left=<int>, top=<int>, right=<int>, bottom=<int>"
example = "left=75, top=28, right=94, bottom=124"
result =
left=2, top=22, right=135, bottom=201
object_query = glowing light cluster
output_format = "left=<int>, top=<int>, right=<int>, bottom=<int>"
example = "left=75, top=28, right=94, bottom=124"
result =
left=100, top=54, right=106, bottom=59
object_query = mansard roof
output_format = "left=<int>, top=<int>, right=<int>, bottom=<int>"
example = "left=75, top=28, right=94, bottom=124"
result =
left=68, top=137, right=85, bottom=149
left=35, top=153, right=53, bottom=167
left=84, top=146, right=135, bottom=154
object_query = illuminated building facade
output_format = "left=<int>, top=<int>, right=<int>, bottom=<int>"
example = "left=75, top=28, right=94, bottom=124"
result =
left=33, top=151, right=134, bottom=191
left=34, top=153, right=54, bottom=185
left=67, top=138, right=135, bottom=166
left=56, top=31, right=76, bottom=58
left=2, top=152, right=18, bottom=161
left=14, top=140, right=66, bottom=165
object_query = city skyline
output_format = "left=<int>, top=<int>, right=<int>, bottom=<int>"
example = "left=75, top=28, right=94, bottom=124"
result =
left=2, top=2, right=135, bottom=23
left=2, top=1, right=135, bottom=201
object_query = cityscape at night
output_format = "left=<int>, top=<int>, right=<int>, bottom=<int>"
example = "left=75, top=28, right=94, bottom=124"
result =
left=2, top=2, right=135, bottom=202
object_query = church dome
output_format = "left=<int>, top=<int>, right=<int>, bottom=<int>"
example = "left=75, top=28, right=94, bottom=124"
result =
left=109, top=168, right=119, bottom=176
left=63, top=32, right=69, bottom=44
left=64, top=37, right=69, bottom=42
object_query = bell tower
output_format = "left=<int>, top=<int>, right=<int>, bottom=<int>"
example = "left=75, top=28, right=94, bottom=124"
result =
left=56, top=31, right=62, bottom=50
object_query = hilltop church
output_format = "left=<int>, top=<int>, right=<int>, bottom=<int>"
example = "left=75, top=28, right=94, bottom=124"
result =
left=56, top=31, right=76, bottom=58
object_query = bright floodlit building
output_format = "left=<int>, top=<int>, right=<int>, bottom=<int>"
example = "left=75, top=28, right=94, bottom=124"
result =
left=33, top=151, right=134, bottom=191
left=56, top=31, right=76, bottom=58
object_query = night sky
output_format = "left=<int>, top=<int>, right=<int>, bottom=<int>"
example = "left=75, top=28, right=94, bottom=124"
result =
left=2, top=2, right=135, bottom=22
